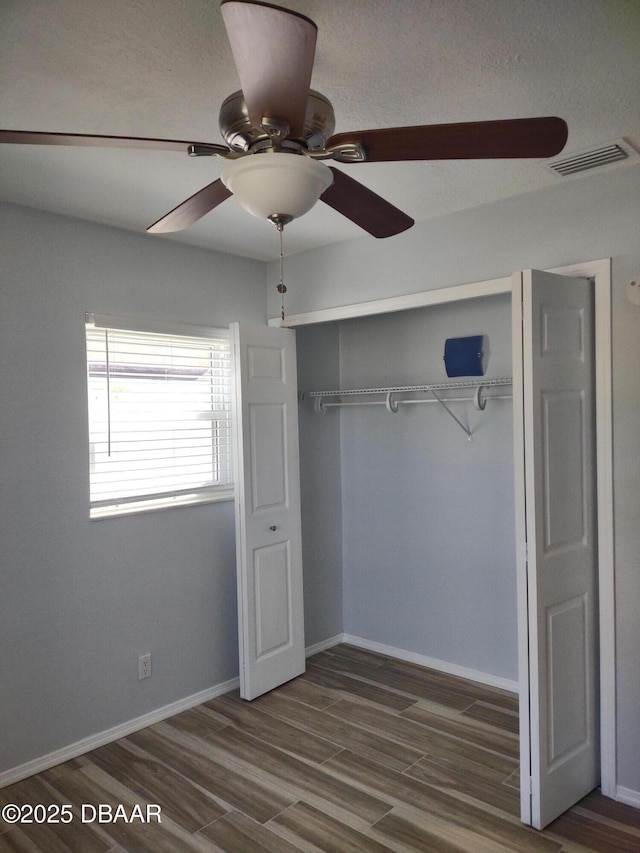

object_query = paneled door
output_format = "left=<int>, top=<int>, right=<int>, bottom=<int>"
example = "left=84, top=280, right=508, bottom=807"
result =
left=512, top=270, right=599, bottom=829
left=231, top=323, right=305, bottom=700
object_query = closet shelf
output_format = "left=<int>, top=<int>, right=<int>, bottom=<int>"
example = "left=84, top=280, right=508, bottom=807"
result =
left=306, top=377, right=513, bottom=440
left=307, top=377, right=512, bottom=399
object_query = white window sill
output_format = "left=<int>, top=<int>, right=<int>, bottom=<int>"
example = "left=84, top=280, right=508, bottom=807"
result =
left=90, top=488, right=234, bottom=520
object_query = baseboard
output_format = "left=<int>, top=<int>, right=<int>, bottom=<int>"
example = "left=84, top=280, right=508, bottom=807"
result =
left=305, top=633, right=345, bottom=657
left=1, top=633, right=517, bottom=789
left=616, top=786, right=640, bottom=809
left=0, top=676, right=239, bottom=790
left=342, top=634, right=519, bottom=693
left=1, top=636, right=346, bottom=789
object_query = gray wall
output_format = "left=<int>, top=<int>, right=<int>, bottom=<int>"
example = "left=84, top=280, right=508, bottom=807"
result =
left=3, top=158, right=640, bottom=798
left=336, top=296, right=516, bottom=678
left=0, top=202, right=265, bottom=775
left=296, top=323, right=344, bottom=646
left=272, top=163, right=640, bottom=795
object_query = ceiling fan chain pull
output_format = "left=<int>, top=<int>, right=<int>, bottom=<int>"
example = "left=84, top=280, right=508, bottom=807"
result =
left=274, top=217, right=288, bottom=321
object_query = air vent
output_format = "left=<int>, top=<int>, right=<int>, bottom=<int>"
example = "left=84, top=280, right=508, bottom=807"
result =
left=547, top=138, right=639, bottom=178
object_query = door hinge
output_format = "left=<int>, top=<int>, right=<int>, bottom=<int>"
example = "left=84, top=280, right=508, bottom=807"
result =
left=528, top=776, right=533, bottom=795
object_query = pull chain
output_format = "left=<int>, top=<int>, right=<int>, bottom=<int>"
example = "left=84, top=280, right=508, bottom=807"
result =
left=268, top=215, right=292, bottom=322
left=276, top=221, right=287, bottom=321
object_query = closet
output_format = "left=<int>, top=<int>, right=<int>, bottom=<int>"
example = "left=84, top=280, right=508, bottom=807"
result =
left=262, top=262, right=611, bottom=830
left=233, top=262, right=612, bottom=829
left=296, top=292, right=518, bottom=683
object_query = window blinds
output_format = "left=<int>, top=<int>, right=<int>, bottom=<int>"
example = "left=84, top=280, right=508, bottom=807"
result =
left=85, top=318, right=233, bottom=515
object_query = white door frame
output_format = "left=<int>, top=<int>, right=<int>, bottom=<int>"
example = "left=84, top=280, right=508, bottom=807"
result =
left=273, top=257, right=615, bottom=800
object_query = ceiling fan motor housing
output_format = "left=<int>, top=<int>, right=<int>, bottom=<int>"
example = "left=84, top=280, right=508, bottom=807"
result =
left=219, top=89, right=336, bottom=152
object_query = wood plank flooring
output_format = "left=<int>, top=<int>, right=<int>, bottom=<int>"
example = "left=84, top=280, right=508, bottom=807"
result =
left=2, top=644, right=640, bottom=852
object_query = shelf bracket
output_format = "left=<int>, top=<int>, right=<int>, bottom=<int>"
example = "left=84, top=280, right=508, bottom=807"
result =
left=430, top=389, right=473, bottom=441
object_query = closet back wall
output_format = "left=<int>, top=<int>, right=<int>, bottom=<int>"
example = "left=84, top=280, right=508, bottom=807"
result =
left=335, top=294, right=517, bottom=680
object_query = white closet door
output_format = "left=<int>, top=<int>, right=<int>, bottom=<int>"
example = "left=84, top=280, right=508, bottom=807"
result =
left=231, top=322, right=305, bottom=700
left=513, top=270, right=599, bottom=829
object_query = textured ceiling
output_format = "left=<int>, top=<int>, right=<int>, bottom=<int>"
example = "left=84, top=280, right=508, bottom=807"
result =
left=1, top=0, right=638, bottom=261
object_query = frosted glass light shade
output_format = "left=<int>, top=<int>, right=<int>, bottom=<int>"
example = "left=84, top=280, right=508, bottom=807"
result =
left=220, top=152, right=333, bottom=221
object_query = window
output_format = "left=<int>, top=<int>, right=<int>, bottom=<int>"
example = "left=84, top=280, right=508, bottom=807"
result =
left=85, top=314, right=233, bottom=518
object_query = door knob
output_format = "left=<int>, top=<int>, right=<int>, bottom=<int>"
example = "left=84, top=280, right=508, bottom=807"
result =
left=269, top=525, right=277, bottom=531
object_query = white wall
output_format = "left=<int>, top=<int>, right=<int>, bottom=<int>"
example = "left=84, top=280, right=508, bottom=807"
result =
left=271, top=164, right=640, bottom=796
left=0, top=202, right=266, bottom=777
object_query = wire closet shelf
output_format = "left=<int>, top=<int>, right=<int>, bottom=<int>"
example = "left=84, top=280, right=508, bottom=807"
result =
left=306, top=377, right=513, bottom=441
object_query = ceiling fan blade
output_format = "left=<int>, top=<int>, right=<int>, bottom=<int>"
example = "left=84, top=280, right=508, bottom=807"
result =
left=221, top=0, right=317, bottom=139
left=0, top=129, right=229, bottom=155
left=321, top=167, right=414, bottom=238
left=147, top=180, right=232, bottom=233
left=327, top=116, right=568, bottom=162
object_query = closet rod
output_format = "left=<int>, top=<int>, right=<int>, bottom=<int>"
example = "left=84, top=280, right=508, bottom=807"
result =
left=316, top=394, right=513, bottom=410
left=307, top=377, right=513, bottom=440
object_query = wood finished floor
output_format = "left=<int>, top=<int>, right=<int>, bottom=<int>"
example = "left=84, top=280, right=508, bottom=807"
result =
left=2, top=644, right=640, bottom=852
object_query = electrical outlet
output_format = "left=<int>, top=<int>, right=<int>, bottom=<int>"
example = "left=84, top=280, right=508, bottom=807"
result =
left=138, top=653, right=151, bottom=680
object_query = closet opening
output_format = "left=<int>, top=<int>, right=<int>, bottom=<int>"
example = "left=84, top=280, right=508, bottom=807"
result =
left=284, top=259, right=614, bottom=826
left=297, top=293, right=517, bottom=688
left=294, top=291, right=522, bottom=824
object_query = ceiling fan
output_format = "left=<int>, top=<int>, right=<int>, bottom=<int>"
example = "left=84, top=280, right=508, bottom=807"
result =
left=0, top=0, right=569, bottom=241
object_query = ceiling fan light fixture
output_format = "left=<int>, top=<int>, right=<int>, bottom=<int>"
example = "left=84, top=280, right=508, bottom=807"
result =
left=220, top=152, right=333, bottom=221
